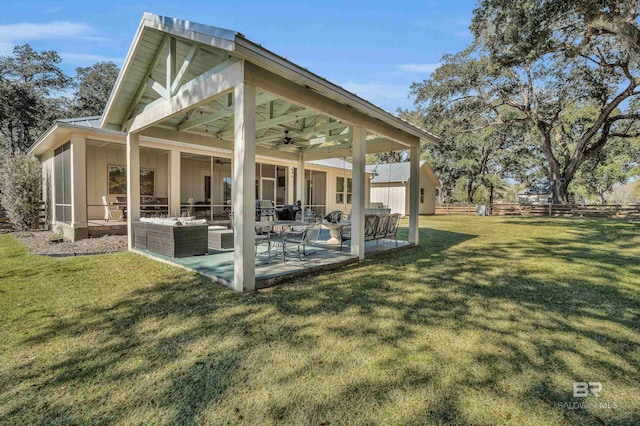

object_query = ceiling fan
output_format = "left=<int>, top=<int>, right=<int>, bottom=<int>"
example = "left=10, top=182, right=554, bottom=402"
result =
left=280, top=129, right=294, bottom=145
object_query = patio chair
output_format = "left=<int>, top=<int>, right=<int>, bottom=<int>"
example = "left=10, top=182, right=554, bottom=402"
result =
left=255, top=226, right=272, bottom=263
left=324, top=210, right=343, bottom=223
left=306, top=220, right=322, bottom=244
left=339, top=223, right=351, bottom=252
left=229, top=212, right=272, bottom=263
left=385, top=213, right=401, bottom=246
left=283, top=223, right=309, bottom=261
left=295, top=210, right=316, bottom=223
left=102, top=195, right=123, bottom=222
left=364, top=214, right=379, bottom=242
left=374, top=214, right=390, bottom=243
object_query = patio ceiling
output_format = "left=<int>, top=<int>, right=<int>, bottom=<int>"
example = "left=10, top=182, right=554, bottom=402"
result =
left=102, top=14, right=439, bottom=161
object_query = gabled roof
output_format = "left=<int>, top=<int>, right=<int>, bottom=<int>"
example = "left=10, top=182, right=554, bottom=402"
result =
left=366, top=161, right=428, bottom=183
left=58, top=116, right=103, bottom=128
left=101, top=12, right=440, bottom=150
left=28, top=116, right=124, bottom=156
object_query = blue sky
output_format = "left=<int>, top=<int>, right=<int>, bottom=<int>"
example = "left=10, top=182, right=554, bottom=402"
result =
left=0, top=0, right=478, bottom=112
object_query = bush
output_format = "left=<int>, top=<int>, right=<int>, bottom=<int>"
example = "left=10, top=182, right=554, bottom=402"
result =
left=0, top=153, right=42, bottom=230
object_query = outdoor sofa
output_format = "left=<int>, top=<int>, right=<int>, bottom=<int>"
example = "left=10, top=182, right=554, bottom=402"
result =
left=338, top=213, right=402, bottom=250
left=133, top=217, right=208, bottom=258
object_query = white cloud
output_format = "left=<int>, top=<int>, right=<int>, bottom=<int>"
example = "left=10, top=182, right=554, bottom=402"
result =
left=397, top=63, right=440, bottom=73
left=0, top=21, right=93, bottom=41
left=0, top=21, right=115, bottom=65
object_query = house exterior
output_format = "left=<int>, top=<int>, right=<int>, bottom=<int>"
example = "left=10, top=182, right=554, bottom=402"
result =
left=31, top=118, right=370, bottom=241
left=518, top=179, right=552, bottom=205
left=366, top=161, right=439, bottom=215
left=28, top=13, right=439, bottom=292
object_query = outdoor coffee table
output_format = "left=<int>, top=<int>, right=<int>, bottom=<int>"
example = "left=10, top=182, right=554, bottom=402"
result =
left=208, top=229, right=234, bottom=250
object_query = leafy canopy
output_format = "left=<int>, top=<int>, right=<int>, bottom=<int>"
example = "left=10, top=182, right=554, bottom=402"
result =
left=411, top=0, right=640, bottom=203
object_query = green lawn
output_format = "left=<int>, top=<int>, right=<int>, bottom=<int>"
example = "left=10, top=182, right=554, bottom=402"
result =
left=0, top=216, right=638, bottom=425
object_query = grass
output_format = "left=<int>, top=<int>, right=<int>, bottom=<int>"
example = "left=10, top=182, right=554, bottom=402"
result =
left=0, top=216, right=639, bottom=425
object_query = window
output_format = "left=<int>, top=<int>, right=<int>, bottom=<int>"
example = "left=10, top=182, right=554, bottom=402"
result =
left=223, top=177, right=232, bottom=205
left=420, top=187, right=425, bottom=203
left=276, top=166, right=287, bottom=205
left=54, top=142, right=71, bottom=224
left=336, top=176, right=352, bottom=204
left=204, top=176, right=211, bottom=202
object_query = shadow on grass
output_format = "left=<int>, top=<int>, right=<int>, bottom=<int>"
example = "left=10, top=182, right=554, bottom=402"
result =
left=1, top=224, right=638, bottom=424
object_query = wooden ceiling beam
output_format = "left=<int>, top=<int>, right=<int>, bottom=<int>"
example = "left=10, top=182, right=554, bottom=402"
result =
left=177, top=92, right=276, bottom=131
left=129, top=57, right=242, bottom=133
left=123, top=34, right=169, bottom=126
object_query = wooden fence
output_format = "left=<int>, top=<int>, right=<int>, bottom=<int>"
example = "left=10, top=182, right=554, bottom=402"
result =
left=435, top=203, right=640, bottom=219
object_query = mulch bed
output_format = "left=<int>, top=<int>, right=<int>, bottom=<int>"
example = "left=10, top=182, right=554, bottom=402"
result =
left=12, top=231, right=128, bottom=257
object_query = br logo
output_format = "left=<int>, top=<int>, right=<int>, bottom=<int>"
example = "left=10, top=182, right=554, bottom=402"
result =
left=573, top=382, right=602, bottom=398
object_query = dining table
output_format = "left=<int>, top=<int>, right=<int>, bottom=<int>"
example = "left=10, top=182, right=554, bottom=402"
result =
left=256, top=220, right=309, bottom=262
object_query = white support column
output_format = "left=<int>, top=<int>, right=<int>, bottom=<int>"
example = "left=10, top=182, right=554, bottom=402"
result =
left=169, top=150, right=181, bottom=217
left=127, top=132, right=141, bottom=250
left=351, top=125, right=366, bottom=259
left=409, top=145, right=420, bottom=244
left=296, top=153, right=305, bottom=211
left=70, top=136, right=87, bottom=240
left=232, top=82, right=257, bottom=292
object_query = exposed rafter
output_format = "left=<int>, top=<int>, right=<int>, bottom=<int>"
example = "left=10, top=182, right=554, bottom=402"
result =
left=148, top=76, right=169, bottom=99
left=177, top=92, right=276, bottom=132
left=123, top=34, right=170, bottom=125
left=171, top=45, right=198, bottom=95
left=215, top=108, right=317, bottom=139
left=166, top=37, right=176, bottom=92
left=128, top=57, right=242, bottom=133
left=307, top=128, right=352, bottom=145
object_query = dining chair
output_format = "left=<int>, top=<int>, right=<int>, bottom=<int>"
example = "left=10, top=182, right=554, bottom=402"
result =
left=102, top=195, right=123, bottom=222
left=284, top=223, right=309, bottom=261
left=230, top=212, right=272, bottom=263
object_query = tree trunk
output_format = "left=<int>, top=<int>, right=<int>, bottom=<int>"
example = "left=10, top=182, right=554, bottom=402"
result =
left=466, top=180, right=476, bottom=203
left=549, top=177, right=570, bottom=204
left=489, top=182, right=494, bottom=205
left=538, top=122, right=581, bottom=204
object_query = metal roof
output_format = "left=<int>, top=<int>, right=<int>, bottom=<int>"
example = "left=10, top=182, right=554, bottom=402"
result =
left=100, top=12, right=441, bottom=150
left=57, top=116, right=103, bottom=128
left=366, top=160, right=427, bottom=183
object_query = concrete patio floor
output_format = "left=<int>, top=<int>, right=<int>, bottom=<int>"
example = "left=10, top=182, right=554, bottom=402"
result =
left=136, top=229, right=413, bottom=290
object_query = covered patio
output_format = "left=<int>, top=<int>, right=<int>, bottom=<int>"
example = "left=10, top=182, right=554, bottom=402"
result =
left=97, top=13, right=438, bottom=292
left=139, top=230, right=412, bottom=289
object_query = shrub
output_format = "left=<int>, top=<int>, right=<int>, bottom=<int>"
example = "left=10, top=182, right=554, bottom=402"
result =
left=0, top=153, right=42, bottom=230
